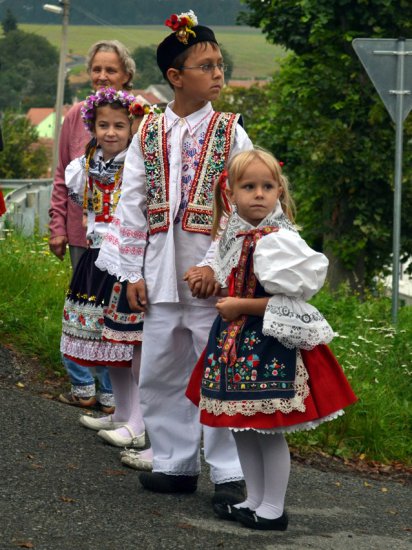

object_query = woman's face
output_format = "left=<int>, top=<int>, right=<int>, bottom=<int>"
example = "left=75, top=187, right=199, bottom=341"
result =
left=90, top=50, right=130, bottom=91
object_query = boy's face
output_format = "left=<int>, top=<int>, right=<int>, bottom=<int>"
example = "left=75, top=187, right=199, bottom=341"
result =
left=175, top=42, right=224, bottom=104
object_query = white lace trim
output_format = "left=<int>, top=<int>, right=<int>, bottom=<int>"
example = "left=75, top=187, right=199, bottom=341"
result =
left=102, top=326, right=143, bottom=343
left=213, top=206, right=296, bottom=286
left=94, top=256, right=144, bottom=283
left=199, top=350, right=309, bottom=416
left=263, top=296, right=335, bottom=350
left=61, top=333, right=133, bottom=363
left=72, top=384, right=95, bottom=398
left=231, top=410, right=345, bottom=434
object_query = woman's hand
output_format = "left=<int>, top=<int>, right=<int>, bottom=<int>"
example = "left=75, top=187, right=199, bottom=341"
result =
left=49, top=235, right=68, bottom=260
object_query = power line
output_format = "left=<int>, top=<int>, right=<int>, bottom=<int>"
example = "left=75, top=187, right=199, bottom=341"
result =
left=70, top=4, right=138, bottom=43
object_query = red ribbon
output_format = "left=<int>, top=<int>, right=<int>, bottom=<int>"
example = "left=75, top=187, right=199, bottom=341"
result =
left=218, top=170, right=231, bottom=212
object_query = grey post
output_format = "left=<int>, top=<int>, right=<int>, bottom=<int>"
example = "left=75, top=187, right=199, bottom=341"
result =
left=352, top=38, right=412, bottom=324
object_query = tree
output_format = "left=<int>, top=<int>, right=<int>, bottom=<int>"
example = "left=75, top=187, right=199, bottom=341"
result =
left=0, top=29, right=71, bottom=111
left=132, top=45, right=165, bottom=89
left=2, top=8, right=17, bottom=34
left=0, top=111, right=48, bottom=178
left=239, top=0, right=412, bottom=291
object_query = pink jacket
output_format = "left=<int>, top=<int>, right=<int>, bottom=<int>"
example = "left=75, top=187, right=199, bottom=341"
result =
left=48, top=102, right=90, bottom=247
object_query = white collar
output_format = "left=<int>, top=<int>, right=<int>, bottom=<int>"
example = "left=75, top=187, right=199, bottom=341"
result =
left=164, top=101, right=214, bottom=136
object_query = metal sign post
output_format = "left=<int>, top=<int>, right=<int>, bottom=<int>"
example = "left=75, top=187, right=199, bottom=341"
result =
left=352, top=38, right=412, bottom=324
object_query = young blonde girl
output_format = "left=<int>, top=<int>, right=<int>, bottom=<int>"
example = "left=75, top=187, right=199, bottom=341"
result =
left=186, top=148, right=357, bottom=530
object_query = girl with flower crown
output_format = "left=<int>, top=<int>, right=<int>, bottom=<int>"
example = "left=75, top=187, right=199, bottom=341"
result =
left=186, top=148, right=357, bottom=530
left=60, top=88, right=152, bottom=465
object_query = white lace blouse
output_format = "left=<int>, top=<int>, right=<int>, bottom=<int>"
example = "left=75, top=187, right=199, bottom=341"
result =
left=214, top=203, right=335, bottom=350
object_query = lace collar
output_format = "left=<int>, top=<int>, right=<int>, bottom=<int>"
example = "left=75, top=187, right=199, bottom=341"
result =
left=214, top=202, right=297, bottom=286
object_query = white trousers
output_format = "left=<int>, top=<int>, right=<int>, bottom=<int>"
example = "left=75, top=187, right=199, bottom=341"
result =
left=139, top=303, right=243, bottom=483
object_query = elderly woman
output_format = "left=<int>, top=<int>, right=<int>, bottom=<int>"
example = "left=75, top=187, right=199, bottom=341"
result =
left=49, top=40, right=136, bottom=413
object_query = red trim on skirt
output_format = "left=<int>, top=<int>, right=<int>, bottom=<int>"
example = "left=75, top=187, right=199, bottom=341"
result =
left=186, top=344, right=357, bottom=430
left=64, top=354, right=131, bottom=369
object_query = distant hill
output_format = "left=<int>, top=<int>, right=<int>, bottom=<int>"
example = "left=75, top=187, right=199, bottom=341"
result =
left=0, top=0, right=246, bottom=26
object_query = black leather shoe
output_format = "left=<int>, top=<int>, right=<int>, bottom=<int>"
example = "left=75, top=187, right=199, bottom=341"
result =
left=139, top=472, right=198, bottom=494
left=213, top=502, right=254, bottom=522
left=238, top=510, right=289, bottom=531
left=212, top=480, right=246, bottom=505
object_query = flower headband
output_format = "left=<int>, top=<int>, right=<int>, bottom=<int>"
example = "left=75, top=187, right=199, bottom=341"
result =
left=81, top=87, right=140, bottom=132
left=165, top=9, right=198, bottom=44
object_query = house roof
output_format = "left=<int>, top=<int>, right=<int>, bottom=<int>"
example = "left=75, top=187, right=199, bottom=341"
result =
left=227, top=79, right=269, bottom=89
left=27, top=108, right=54, bottom=126
left=131, top=90, right=162, bottom=105
left=27, top=105, right=73, bottom=126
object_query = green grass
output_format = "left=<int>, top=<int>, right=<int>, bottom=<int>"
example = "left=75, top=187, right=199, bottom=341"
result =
left=0, top=232, right=411, bottom=466
left=18, top=24, right=285, bottom=79
left=0, top=232, right=71, bottom=373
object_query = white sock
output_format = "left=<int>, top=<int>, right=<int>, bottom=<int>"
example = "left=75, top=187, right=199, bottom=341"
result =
left=233, top=430, right=264, bottom=511
left=110, top=346, right=145, bottom=437
left=254, top=433, right=290, bottom=520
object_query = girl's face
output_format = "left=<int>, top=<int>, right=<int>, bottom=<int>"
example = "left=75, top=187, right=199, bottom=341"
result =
left=94, top=105, right=131, bottom=161
left=90, top=50, right=130, bottom=91
left=228, top=159, right=283, bottom=226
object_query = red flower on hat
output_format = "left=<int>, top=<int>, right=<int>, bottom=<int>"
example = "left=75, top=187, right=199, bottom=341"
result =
left=165, top=14, right=180, bottom=31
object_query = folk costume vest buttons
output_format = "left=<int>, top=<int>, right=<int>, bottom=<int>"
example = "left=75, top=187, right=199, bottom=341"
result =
left=139, top=112, right=240, bottom=235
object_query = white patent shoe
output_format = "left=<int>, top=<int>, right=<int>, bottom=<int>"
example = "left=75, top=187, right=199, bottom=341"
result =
left=79, top=414, right=125, bottom=431
left=97, top=424, right=145, bottom=448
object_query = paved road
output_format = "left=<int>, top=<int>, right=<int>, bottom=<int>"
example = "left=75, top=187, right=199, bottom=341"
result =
left=0, top=359, right=411, bottom=549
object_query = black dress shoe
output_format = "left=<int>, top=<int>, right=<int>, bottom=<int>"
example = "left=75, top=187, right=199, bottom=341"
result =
left=213, top=503, right=254, bottom=522
left=212, top=480, right=246, bottom=505
left=139, top=472, right=198, bottom=494
left=238, top=510, right=289, bottom=531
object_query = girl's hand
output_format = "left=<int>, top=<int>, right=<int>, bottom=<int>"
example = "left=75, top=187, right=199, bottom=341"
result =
left=216, top=297, right=242, bottom=322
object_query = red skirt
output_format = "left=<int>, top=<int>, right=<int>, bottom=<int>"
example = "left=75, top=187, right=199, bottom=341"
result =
left=186, top=344, right=357, bottom=430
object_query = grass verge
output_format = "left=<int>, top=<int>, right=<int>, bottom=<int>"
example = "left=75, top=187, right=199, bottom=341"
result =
left=0, top=232, right=410, bottom=467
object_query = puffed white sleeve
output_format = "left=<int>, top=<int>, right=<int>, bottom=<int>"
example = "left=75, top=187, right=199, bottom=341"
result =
left=95, top=133, right=148, bottom=282
left=65, top=156, right=86, bottom=208
left=254, top=229, right=335, bottom=350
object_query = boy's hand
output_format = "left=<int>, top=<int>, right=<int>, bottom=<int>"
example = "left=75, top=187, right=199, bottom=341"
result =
left=216, top=297, right=242, bottom=322
left=183, top=266, right=220, bottom=299
left=126, top=280, right=148, bottom=312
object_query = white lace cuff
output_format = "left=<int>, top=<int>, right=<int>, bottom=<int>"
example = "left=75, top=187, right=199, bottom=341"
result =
left=263, top=295, right=335, bottom=350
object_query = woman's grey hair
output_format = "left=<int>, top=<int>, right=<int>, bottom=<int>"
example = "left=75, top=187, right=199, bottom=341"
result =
left=86, top=40, right=136, bottom=90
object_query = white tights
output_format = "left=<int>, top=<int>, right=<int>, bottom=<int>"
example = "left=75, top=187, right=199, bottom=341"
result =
left=103, top=346, right=146, bottom=438
left=233, top=430, right=290, bottom=519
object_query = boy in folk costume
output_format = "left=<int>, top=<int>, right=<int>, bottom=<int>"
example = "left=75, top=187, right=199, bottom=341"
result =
left=96, top=11, right=252, bottom=504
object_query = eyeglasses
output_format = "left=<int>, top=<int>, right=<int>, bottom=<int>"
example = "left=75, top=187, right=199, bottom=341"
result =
left=179, top=63, right=227, bottom=74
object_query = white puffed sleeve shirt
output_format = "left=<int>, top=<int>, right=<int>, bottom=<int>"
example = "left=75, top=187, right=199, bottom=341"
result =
left=96, top=101, right=252, bottom=306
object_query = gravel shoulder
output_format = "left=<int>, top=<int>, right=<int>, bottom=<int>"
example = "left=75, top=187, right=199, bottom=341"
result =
left=0, top=344, right=411, bottom=550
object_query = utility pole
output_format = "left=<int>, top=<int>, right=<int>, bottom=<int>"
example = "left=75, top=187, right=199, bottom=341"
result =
left=44, top=0, right=70, bottom=177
